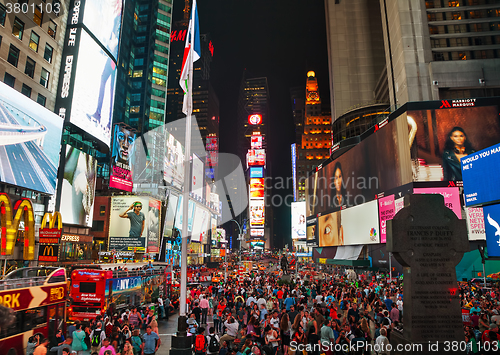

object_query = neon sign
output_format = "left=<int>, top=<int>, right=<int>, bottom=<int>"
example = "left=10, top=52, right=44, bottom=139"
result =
left=248, top=114, right=262, bottom=125
left=0, top=193, right=35, bottom=259
left=170, top=29, right=187, bottom=42
left=209, top=41, right=214, bottom=56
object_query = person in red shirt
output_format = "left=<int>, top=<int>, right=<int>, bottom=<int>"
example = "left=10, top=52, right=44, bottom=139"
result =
left=277, top=288, right=284, bottom=309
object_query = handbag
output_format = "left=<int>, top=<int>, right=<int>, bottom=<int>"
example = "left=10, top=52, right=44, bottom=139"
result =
left=81, top=335, right=88, bottom=351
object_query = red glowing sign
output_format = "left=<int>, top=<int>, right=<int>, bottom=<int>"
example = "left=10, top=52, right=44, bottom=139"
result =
left=171, top=29, right=187, bottom=42
left=248, top=114, right=262, bottom=125
left=209, top=41, right=214, bottom=57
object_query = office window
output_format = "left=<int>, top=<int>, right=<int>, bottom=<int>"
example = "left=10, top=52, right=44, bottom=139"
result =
left=40, top=68, right=50, bottom=88
left=21, top=84, right=32, bottom=98
left=43, top=43, right=53, bottom=63
left=7, top=44, right=20, bottom=67
left=12, top=18, right=24, bottom=40
left=37, top=94, right=46, bottom=107
left=25, top=57, right=36, bottom=78
left=4, top=73, right=15, bottom=88
left=33, top=5, right=43, bottom=26
left=29, top=31, right=40, bottom=52
left=0, top=3, right=6, bottom=26
left=48, top=20, right=57, bottom=39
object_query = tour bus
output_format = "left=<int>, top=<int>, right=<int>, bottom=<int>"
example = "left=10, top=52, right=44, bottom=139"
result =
left=69, top=263, right=166, bottom=323
left=0, top=267, right=67, bottom=355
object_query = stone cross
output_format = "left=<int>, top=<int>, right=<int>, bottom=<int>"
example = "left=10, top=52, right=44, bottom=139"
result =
left=387, top=194, right=468, bottom=344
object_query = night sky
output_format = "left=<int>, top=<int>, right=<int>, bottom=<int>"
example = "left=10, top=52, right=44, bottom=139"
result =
left=172, top=0, right=330, bottom=248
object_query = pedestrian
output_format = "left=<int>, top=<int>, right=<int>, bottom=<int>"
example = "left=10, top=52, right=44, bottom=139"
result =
left=194, top=327, right=207, bottom=355
left=33, top=338, right=49, bottom=355
left=98, top=338, right=116, bottom=355
left=90, top=322, right=106, bottom=354
left=49, top=337, right=72, bottom=355
left=71, top=324, right=87, bottom=355
left=142, top=325, right=161, bottom=355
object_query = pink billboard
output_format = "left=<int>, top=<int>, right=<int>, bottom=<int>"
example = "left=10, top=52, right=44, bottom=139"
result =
left=413, top=187, right=461, bottom=218
left=379, top=195, right=395, bottom=243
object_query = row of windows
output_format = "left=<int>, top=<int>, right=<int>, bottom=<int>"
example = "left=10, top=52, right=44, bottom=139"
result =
left=426, top=0, right=500, bottom=7
left=428, top=9, right=500, bottom=22
left=7, top=44, right=51, bottom=87
left=1, top=8, right=58, bottom=40
left=429, top=22, right=500, bottom=34
left=431, top=36, right=500, bottom=47
left=433, top=49, right=499, bottom=60
left=4, top=72, right=46, bottom=106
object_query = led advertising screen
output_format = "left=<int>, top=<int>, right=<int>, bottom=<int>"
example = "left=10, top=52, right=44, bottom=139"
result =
left=174, top=196, right=195, bottom=233
left=408, top=105, right=500, bottom=182
left=110, top=123, right=136, bottom=192
left=60, top=146, right=97, bottom=227
left=250, top=167, right=264, bottom=178
left=206, top=137, right=218, bottom=151
left=466, top=207, right=486, bottom=241
left=0, top=81, right=63, bottom=195
left=82, top=0, right=123, bottom=61
left=413, top=187, right=461, bottom=218
left=216, top=228, right=227, bottom=242
left=250, top=229, right=265, bottom=237
left=211, top=217, right=217, bottom=240
left=147, top=199, right=161, bottom=253
left=249, top=178, right=264, bottom=198
left=378, top=195, right=405, bottom=243
left=483, top=204, right=500, bottom=257
left=250, top=199, right=265, bottom=228
left=462, top=142, right=500, bottom=207
left=251, top=135, right=263, bottom=149
left=291, top=201, right=306, bottom=240
left=192, top=154, right=204, bottom=200
left=251, top=241, right=264, bottom=250
left=306, top=116, right=412, bottom=216
left=291, top=143, right=297, bottom=201
left=164, top=132, right=185, bottom=190
left=163, top=194, right=178, bottom=238
left=70, top=30, right=117, bottom=146
left=306, top=217, right=317, bottom=245
left=318, top=200, right=379, bottom=247
left=191, top=206, right=210, bottom=243
left=206, top=151, right=218, bottom=167
left=109, top=196, right=161, bottom=252
left=247, top=149, right=266, bottom=167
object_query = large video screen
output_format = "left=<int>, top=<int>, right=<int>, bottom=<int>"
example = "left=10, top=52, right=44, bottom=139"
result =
left=109, top=196, right=161, bottom=252
left=247, top=149, right=266, bottom=167
left=82, top=0, right=123, bottom=61
left=250, top=199, right=265, bottom=228
left=60, top=146, right=97, bottom=227
left=192, top=154, right=204, bottom=200
left=110, top=123, right=136, bottom=192
left=191, top=205, right=209, bottom=242
left=318, top=200, right=379, bottom=247
left=291, top=201, right=306, bottom=240
left=71, top=30, right=117, bottom=147
left=0, top=81, right=63, bottom=195
left=164, top=132, right=185, bottom=190
left=147, top=199, right=161, bottom=253
left=250, top=178, right=264, bottom=198
left=408, top=105, right=500, bottom=182
left=306, top=116, right=411, bottom=216
left=174, top=195, right=195, bottom=233
left=163, top=194, right=178, bottom=238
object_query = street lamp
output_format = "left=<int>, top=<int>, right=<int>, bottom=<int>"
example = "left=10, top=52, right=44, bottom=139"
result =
left=230, top=218, right=247, bottom=265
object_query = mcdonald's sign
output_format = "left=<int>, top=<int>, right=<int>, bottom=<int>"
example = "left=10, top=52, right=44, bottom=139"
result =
left=39, top=244, right=57, bottom=262
left=0, top=193, right=35, bottom=260
left=39, top=212, right=63, bottom=242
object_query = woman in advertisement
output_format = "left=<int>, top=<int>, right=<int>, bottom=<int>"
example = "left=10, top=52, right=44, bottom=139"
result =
left=331, top=162, right=348, bottom=208
left=111, top=124, right=136, bottom=183
left=442, top=126, right=475, bottom=181
left=318, top=211, right=343, bottom=247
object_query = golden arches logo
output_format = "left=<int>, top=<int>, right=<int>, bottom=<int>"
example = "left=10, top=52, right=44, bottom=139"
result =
left=41, top=212, right=62, bottom=230
left=0, top=193, right=35, bottom=260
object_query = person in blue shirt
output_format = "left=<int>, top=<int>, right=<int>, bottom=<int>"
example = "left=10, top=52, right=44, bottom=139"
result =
left=469, top=303, right=481, bottom=314
left=142, top=325, right=161, bottom=355
left=284, top=296, right=295, bottom=311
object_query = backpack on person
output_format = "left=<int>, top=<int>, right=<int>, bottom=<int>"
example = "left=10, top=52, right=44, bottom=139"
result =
left=208, top=334, right=220, bottom=353
left=91, top=329, right=102, bottom=347
left=195, top=334, right=206, bottom=352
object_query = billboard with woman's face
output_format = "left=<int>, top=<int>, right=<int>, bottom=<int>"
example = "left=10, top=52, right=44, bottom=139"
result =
left=110, top=123, right=136, bottom=191
left=408, top=105, right=500, bottom=182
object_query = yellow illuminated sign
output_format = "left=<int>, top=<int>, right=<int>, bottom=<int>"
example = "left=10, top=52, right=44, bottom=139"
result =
left=0, top=193, right=35, bottom=260
left=40, top=212, right=62, bottom=230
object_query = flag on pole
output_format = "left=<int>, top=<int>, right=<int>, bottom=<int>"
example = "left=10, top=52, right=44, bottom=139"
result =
left=179, top=0, right=201, bottom=115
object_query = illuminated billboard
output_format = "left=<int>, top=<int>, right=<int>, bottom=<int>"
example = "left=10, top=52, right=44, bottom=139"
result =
left=163, top=194, right=178, bottom=238
left=206, top=137, right=218, bottom=151
left=191, top=205, right=210, bottom=243
left=192, top=154, right=204, bottom=200
left=164, top=132, right=185, bottom=190
left=408, top=105, right=500, bottom=182
left=251, top=241, right=264, bottom=250
left=251, top=229, right=265, bottom=237
left=251, top=135, right=263, bottom=149
left=174, top=196, right=195, bottom=233
left=250, top=167, right=264, bottom=178
left=110, top=123, right=136, bottom=192
left=60, top=146, right=97, bottom=227
left=318, top=200, right=379, bottom=247
left=109, top=196, right=161, bottom=252
left=82, top=0, right=123, bottom=61
left=248, top=114, right=262, bottom=125
left=0, top=81, right=63, bottom=195
left=483, top=204, right=500, bottom=257
left=291, top=143, right=297, bottom=201
left=247, top=149, right=266, bottom=167
left=462, top=142, right=500, bottom=207
left=291, top=201, right=306, bottom=239
left=413, top=187, right=461, bottom=218
left=249, top=178, right=264, bottom=198
left=250, top=199, right=265, bottom=228
left=306, top=217, right=317, bottom=245
left=306, top=116, right=411, bottom=216
left=466, top=207, right=486, bottom=241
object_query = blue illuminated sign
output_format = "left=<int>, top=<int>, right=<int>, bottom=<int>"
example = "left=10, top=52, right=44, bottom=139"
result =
left=105, top=276, right=141, bottom=296
left=291, top=144, right=297, bottom=202
left=250, top=167, right=264, bottom=178
left=483, top=204, right=500, bottom=257
left=462, top=142, right=500, bottom=207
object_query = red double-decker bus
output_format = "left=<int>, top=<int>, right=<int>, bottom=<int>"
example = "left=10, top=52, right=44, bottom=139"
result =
left=0, top=267, right=67, bottom=355
left=69, top=263, right=166, bottom=323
